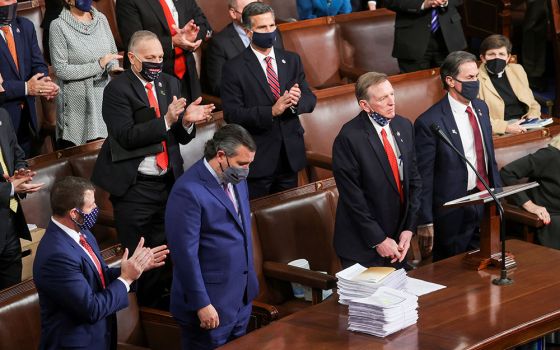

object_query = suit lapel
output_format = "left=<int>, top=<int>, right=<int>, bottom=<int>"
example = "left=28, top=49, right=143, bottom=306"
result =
left=154, top=77, right=168, bottom=118
left=275, top=49, right=288, bottom=92
left=233, top=183, right=251, bottom=235
left=244, top=49, right=276, bottom=103
left=227, top=24, right=245, bottom=53
left=439, top=97, right=466, bottom=156
left=361, top=113, right=399, bottom=194
left=0, top=128, right=12, bottom=175
left=479, top=67, right=501, bottom=101
left=389, top=119, right=407, bottom=195
left=147, top=0, right=171, bottom=33
left=472, top=99, right=494, bottom=165
left=0, top=27, right=19, bottom=77
left=126, top=70, right=150, bottom=106
left=12, top=23, right=24, bottom=78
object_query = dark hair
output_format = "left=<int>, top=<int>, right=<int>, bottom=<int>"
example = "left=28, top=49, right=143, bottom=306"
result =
left=241, top=2, right=274, bottom=30
left=51, top=176, right=95, bottom=217
left=61, top=0, right=71, bottom=11
left=479, top=34, right=512, bottom=55
left=355, top=72, right=388, bottom=102
left=204, top=124, right=256, bottom=160
left=440, top=51, right=477, bottom=90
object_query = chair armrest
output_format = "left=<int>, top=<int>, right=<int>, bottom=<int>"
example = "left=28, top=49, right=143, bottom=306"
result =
left=339, top=63, right=367, bottom=81
left=503, top=203, right=545, bottom=228
left=248, top=300, right=279, bottom=332
left=263, top=261, right=338, bottom=291
left=306, top=151, right=333, bottom=170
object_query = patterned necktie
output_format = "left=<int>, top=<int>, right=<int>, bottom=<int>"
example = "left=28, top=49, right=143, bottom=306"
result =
left=1, top=26, right=18, bottom=70
left=79, top=234, right=106, bottom=288
left=380, top=129, right=403, bottom=202
left=145, top=83, right=169, bottom=170
left=0, top=147, right=17, bottom=212
left=430, top=9, right=440, bottom=33
left=223, top=183, right=239, bottom=214
left=466, top=106, right=489, bottom=191
left=157, top=0, right=187, bottom=79
left=264, top=56, right=281, bottom=100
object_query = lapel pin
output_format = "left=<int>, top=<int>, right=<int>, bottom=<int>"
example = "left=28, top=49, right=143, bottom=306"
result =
left=160, top=90, right=166, bottom=96
left=477, top=109, right=482, bottom=116
left=158, top=82, right=162, bottom=88
left=0, top=121, right=2, bottom=126
left=16, top=28, right=20, bottom=33
left=281, top=59, right=286, bottom=64
left=396, top=131, right=401, bottom=137
left=452, top=129, right=458, bottom=134
left=400, top=138, right=404, bottom=143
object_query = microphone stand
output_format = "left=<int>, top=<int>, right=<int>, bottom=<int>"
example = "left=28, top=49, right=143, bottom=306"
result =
left=430, top=124, right=512, bottom=286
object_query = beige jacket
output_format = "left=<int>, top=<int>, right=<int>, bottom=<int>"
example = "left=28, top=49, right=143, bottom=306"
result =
left=478, top=63, right=541, bottom=134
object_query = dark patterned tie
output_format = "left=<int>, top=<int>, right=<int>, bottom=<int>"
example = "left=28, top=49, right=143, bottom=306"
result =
left=264, top=56, right=281, bottom=100
left=430, top=9, right=440, bottom=33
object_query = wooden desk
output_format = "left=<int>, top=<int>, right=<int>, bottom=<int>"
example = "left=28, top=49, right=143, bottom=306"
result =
left=222, top=240, right=560, bottom=350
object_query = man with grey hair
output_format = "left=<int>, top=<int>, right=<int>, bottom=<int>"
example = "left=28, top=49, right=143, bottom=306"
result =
left=221, top=2, right=316, bottom=199
left=332, top=72, right=422, bottom=269
left=92, top=30, right=214, bottom=307
left=203, top=0, right=284, bottom=97
left=165, top=124, right=258, bottom=349
left=414, top=51, right=501, bottom=261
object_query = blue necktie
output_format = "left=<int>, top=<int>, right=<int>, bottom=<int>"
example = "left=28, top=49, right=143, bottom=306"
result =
left=430, top=9, right=440, bottom=33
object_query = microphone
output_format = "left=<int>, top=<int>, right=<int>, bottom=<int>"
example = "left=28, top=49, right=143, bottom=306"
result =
left=430, top=123, right=511, bottom=285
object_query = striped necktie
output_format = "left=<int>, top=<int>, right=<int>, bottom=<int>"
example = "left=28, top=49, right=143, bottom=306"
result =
left=430, top=9, right=440, bottom=33
left=264, top=56, right=281, bottom=100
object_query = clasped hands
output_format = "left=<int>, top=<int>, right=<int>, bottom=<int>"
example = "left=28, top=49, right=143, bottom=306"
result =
left=4, top=168, right=44, bottom=195
left=120, top=237, right=170, bottom=285
left=272, top=83, right=301, bottom=117
left=375, top=230, right=413, bottom=263
left=171, top=20, right=202, bottom=52
left=27, top=73, right=59, bottom=100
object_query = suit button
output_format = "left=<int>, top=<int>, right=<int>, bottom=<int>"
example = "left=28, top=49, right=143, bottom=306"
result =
left=243, top=271, right=248, bottom=275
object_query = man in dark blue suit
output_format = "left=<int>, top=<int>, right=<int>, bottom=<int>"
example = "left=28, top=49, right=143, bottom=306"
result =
left=165, top=124, right=258, bottom=349
left=0, top=0, right=59, bottom=156
left=33, top=176, right=168, bottom=350
left=415, top=51, right=501, bottom=261
left=221, top=2, right=316, bottom=199
left=333, top=72, right=422, bottom=269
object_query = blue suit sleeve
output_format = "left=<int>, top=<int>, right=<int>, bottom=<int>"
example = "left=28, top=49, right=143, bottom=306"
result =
left=414, top=117, right=436, bottom=224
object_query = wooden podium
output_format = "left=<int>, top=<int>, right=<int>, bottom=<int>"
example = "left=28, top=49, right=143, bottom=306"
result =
left=443, top=182, right=539, bottom=270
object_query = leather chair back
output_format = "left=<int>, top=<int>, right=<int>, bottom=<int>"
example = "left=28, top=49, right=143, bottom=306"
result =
left=0, top=280, right=41, bottom=350
left=264, top=0, right=298, bottom=21
left=197, top=0, right=231, bottom=33
left=494, top=137, right=552, bottom=170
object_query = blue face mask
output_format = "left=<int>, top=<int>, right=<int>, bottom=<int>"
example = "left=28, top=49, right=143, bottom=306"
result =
left=74, top=0, right=93, bottom=12
left=72, top=207, right=99, bottom=232
left=454, top=78, right=480, bottom=101
left=251, top=29, right=277, bottom=49
left=220, top=157, right=250, bottom=185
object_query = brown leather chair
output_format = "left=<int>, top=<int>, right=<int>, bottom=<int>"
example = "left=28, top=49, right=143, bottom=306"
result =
left=264, top=0, right=298, bottom=22
left=93, top=0, right=124, bottom=51
left=197, top=0, right=231, bottom=33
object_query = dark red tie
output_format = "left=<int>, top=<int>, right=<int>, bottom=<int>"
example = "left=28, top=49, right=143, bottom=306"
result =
left=466, top=106, right=489, bottom=191
left=79, top=234, right=106, bottom=288
left=264, top=56, right=280, bottom=100
left=380, top=129, right=403, bottom=202
left=157, top=0, right=187, bottom=79
left=145, top=83, right=169, bottom=170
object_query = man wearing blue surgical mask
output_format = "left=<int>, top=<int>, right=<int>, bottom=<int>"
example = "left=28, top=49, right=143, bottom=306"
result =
left=166, top=124, right=258, bottom=349
left=221, top=2, right=317, bottom=200
left=34, top=176, right=169, bottom=350
left=414, top=51, right=501, bottom=261
left=91, top=30, right=214, bottom=308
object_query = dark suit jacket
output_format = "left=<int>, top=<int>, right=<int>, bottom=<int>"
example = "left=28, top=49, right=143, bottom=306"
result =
left=384, top=0, right=466, bottom=60
left=34, top=221, right=128, bottom=350
left=91, top=69, right=194, bottom=197
left=165, top=159, right=258, bottom=327
left=221, top=47, right=317, bottom=178
left=116, top=0, right=211, bottom=101
left=203, top=23, right=284, bottom=97
left=333, top=112, right=422, bottom=266
left=414, top=95, right=501, bottom=225
left=0, top=17, right=49, bottom=133
left=0, top=109, right=30, bottom=243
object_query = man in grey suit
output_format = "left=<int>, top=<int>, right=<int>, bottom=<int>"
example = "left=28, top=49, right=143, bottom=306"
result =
left=203, top=0, right=283, bottom=97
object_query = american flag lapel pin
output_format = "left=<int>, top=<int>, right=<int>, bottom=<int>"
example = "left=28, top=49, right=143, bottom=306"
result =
left=477, top=109, right=482, bottom=117
left=281, top=59, right=286, bottom=64
left=16, top=28, right=20, bottom=33
left=452, top=129, right=458, bottom=134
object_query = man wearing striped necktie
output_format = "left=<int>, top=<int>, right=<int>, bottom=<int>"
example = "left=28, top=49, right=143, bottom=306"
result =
left=385, top=0, right=467, bottom=73
left=221, top=2, right=317, bottom=199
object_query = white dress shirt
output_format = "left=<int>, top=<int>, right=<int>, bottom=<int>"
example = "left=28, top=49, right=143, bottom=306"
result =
left=250, top=45, right=278, bottom=79
left=234, top=22, right=251, bottom=48
left=51, top=217, right=130, bottom=291
left=369, top=117, right=403, bottom=180
left=447, top=94, right=488, bottom=191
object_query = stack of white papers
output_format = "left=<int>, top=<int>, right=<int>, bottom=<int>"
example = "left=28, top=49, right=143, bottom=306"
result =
left=336, top=264, right=408, bottom=305
left=347, top=286, right=418, bottom=337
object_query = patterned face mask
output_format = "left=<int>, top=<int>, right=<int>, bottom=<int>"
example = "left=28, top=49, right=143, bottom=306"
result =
left=72, top=207, right=99, bottom=232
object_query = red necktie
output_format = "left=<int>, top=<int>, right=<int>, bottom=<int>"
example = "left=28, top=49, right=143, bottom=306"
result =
left=145, top=83, right=169, bottom=170
left=466, top=106, right=489, bottom=191
left=380, top=129, right=403, bottom=202
left=157, top=0, right=187, bottom=79
left=1, top=26, right=18, bottom=71
left=79, top=234, right=106, bottom=288
left=264, top=56, right=280, bottom=100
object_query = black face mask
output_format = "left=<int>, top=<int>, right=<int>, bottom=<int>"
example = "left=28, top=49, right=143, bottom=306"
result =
left=0, top=3, right=17, bottom=26
left=0, top=91, right=5, bottom=107
left=251, top=29, right=277, bottom=49
left=134, top=55, right=163, bottom=82
left=486, top=58, right=507, bottom=75
left=454, top=78, right=480, bottom=101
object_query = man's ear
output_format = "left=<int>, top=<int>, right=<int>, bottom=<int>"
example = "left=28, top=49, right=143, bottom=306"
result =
left=359, top=100, right=371, bottom=113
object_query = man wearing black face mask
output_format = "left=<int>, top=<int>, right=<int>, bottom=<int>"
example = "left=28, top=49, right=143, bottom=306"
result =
left=34, top=176, right=169, bottom=350
left=0, top=0, right=59, bottom=157
left=91, top=30, right=214, bottom=308
left=221, top=2, right=317, bottom=199
left=165, top=124, right=258, bottom=350
left=414, top=51, right=501, bottom=261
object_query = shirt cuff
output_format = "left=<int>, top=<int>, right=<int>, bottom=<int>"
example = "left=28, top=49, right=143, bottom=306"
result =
left=117, top=277, right=131, bottom=292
